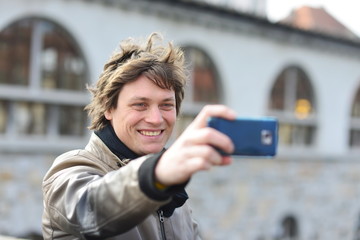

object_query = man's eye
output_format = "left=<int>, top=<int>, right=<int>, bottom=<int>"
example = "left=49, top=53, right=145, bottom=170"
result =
left=161, top=103, right=175, bottom=110
left=133, top=103, right=147, bottom=109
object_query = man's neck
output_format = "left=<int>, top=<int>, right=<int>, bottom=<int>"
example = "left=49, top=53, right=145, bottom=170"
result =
left=95, top=124, right=139, bottom=160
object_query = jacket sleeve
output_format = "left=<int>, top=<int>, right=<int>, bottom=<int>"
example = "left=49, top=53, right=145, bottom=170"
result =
left=42, top=151, right=171, bottom=239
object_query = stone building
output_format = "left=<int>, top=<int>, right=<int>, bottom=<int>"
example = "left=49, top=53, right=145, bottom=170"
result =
left=0, top=0, right=360, bottom=239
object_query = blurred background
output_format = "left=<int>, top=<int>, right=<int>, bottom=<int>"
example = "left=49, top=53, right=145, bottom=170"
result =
left=0, top=0, right=360, bottom=239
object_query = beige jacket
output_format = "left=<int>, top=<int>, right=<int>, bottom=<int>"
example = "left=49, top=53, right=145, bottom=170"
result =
left=42, top=133, right=200, bottom=240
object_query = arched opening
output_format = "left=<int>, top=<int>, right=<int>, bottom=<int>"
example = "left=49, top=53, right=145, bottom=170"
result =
left=268, top=65, right=317, bottom=147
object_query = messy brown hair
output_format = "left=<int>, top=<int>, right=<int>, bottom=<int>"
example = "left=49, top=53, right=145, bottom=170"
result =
left=85, top=33, right=187, bottom=130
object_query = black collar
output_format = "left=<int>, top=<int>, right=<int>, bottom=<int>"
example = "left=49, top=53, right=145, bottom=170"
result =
left=95, top=124, right=139, bottom=160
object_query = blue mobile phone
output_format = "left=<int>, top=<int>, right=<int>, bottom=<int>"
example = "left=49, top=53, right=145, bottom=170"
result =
left=207, top=117, right=278, bottom=157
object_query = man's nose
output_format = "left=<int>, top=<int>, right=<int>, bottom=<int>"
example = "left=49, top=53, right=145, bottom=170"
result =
left=145, top=106, right=163, bottom=124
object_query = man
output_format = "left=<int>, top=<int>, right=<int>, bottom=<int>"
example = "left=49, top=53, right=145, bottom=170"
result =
left=42, top=33, right=236, bottom=239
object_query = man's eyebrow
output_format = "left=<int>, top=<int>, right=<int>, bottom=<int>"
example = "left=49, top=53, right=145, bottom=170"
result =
left=129, top=97, right=149, bottom=102
left=162, top=97, right=176, bottom=102
left=129, top=96, right=175, bottom=102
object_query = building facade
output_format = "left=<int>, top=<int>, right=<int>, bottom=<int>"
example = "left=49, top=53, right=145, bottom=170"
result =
left=0, top=0, right=360, bottom=239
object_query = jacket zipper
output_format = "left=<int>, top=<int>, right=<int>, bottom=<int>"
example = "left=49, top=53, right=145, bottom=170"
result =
left=157, top=210, right=167, bottom=240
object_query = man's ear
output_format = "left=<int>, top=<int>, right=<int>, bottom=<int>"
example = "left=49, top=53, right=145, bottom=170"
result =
left=104, top=109, right=113, bottom=121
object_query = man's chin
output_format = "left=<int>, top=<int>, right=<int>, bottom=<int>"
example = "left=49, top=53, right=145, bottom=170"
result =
left=141, top=146, right=165, bottom=155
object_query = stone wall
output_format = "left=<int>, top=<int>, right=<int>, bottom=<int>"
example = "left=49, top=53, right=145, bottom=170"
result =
left=0, top=154, right=54, bottom=239
left=187, top=157, right=360, bottom=240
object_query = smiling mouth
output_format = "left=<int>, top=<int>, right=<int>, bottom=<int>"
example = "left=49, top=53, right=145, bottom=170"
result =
left=139, top=130, right=162, bottom=136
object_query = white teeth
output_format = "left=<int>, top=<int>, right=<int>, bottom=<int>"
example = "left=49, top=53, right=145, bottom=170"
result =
left=140, top=130, right=161, bottom=136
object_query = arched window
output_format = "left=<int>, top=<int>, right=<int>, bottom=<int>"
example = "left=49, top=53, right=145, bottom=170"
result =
left=350, top=86, right=360, bottom=148
left=0, top=17, right=88, bottom=151
left=268, top=66, right=316, bottom=147
left=172, top=46, right=222, bottom=138
left=183, top=46, right=221, bottom=104
left=275, top=215, right=299, bottom=240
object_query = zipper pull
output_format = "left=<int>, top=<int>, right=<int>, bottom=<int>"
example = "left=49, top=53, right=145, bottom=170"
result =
left=158, top=210, right=165, bottom=223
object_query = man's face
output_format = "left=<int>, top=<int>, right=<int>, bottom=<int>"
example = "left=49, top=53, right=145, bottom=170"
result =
left=105, top=75, right=177, bottom=156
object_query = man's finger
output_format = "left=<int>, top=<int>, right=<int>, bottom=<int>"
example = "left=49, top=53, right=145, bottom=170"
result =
left=190, top=105, right=237, bottom=129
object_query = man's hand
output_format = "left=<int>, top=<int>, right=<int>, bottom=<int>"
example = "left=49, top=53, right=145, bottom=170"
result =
left=155, top=105, right=236, bottom=186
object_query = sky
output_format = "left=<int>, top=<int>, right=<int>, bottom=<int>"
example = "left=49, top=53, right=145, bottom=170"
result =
left=266, top=0, right=360, bottom=37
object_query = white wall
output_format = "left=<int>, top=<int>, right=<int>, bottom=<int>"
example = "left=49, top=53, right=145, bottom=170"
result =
left=3, top=0, right=360, bottom=157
